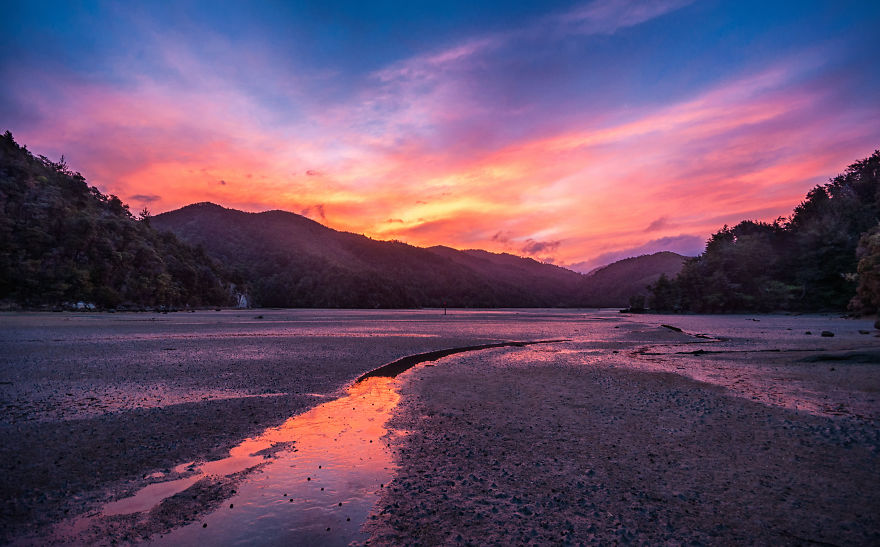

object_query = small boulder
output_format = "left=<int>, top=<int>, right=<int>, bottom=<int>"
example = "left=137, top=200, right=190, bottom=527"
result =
left=820, top=331, right=834, bottom=337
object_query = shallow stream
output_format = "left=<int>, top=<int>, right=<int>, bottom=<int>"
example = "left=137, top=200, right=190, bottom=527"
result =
left=150, top=375, right=400, bottom=545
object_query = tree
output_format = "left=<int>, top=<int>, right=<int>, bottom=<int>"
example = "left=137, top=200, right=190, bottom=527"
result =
left=0, top=131, right=233, bottom=308
left=650, top=150, right=880, bottom=313
left=850, top=224, right=880, bottom=314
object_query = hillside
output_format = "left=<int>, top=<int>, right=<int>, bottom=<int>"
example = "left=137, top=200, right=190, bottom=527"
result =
left=153, top=203, right=583, bottom=308
left=0, top=132, right=231, bottom=309
left=0, top=132, right=700, bottom=311
left=577, top=252, right=687, bottom=307
left=650, top=150, right=880, bottom=313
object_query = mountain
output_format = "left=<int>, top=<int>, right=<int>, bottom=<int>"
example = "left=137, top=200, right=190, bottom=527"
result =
left=152, top=203, right=584, bottom=308
left=0, top=132, right=231, bottom=309
left=577, top=252, right=687, bottom=307
left=0, top=131, right=697, bottom=311
left=426, top=246, right=582, bottom=296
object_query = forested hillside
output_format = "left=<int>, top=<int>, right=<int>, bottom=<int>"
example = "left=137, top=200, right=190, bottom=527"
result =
left=1, top=131, right=732, bottom=311
left=0, top=132, right=231, bottom=309
left=650, top=150, right=880, bottom=313
left=153, top=203, right=584, bottom=308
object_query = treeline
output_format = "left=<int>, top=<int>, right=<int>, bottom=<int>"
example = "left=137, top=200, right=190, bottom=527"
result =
left=649, top=150, right=880, bottom=313
left=0, top=131, right=232, bottom=309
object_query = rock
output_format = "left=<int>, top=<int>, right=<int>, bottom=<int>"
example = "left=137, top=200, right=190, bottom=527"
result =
left=821, top=331, right=834, bottom=337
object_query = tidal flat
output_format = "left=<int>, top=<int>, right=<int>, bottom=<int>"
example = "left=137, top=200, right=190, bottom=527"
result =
left=1, top=310, right=878, bottom=545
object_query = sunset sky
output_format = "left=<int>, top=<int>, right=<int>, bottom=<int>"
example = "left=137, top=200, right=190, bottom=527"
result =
left=2, top=1, right=879, bottom=270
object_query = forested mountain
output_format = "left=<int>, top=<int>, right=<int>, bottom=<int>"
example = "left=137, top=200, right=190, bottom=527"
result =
left=649, top=150, right=880, bottom=313
left=0, top=132, right=231, bottom=309
left=427, top=246, right=583, bottom=300
left=0, top=130, right=721, bottom=311
left=153, top=203, right=584, bottom=308
left=577, top=252, right=686, bottom=307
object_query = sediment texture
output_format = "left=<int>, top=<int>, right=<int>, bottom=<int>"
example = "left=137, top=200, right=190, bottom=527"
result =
left=368, top=345, right=880, bottom=545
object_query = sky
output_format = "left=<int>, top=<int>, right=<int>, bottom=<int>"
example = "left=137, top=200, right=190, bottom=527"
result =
left=2, top=1, right=879, bottom=271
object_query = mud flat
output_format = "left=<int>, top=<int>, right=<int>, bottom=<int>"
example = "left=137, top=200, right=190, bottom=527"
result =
left=0, top=309, right=583, bottom=543
left=2, top=310, right=878, bottom=544
left=368, top=315, right=880, bottom=545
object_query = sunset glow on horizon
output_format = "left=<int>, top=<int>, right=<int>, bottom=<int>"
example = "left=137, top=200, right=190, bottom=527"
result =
left=3, top=1, right=879, bottom=271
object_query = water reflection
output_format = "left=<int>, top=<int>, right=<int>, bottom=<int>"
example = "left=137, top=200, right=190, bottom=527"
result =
left=101, top=376, right=401, bottom=545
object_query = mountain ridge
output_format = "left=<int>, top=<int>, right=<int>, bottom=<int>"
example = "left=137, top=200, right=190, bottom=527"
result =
left=153, top=202, right=585, bottom=308
left=578, top=251, right=687, bottom=307
left=154, top=202, right=686, bottom=308
left=0, top=128, right=694, bottom=310
left=0, top=133, right=231, bottom=309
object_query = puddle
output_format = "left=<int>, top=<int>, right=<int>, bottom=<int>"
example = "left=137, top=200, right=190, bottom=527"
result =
left=153, top=375, right=400, bottom=545
left=61, top=375, right=401, bottom=545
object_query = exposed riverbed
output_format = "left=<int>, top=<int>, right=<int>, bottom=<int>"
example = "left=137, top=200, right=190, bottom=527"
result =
left=2, top=310, right=878, bottom=544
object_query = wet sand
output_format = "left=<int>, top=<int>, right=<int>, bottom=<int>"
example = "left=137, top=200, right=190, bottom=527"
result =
left=0, top=309, right=579, bottom=543
left=369, top=315, right=880, bottom=545
left=2, top=310, right=879, bottom=544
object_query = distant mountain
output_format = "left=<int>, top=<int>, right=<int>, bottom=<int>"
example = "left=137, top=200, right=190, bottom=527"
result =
left=153, top=203, right=584, bottom=308
left=427, top=246, right=582, bottom=296
left=0, top=132, right=231, bottom=309
left=577, top=252, right=687, bottom=307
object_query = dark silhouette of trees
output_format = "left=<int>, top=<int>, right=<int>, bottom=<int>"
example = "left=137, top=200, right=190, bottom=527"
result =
left=650, top=150, right=880, bottom=313
left=151, top=203, right=586, bottom=308
left=0, top=131, right=232, bottom=309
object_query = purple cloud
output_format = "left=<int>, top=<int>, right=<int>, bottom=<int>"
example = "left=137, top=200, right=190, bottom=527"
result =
left=521, top=239, right=561, bottom=255
left=128, top=193, right=161, bottom=203
left=645, top=216, right=672, bottom=232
